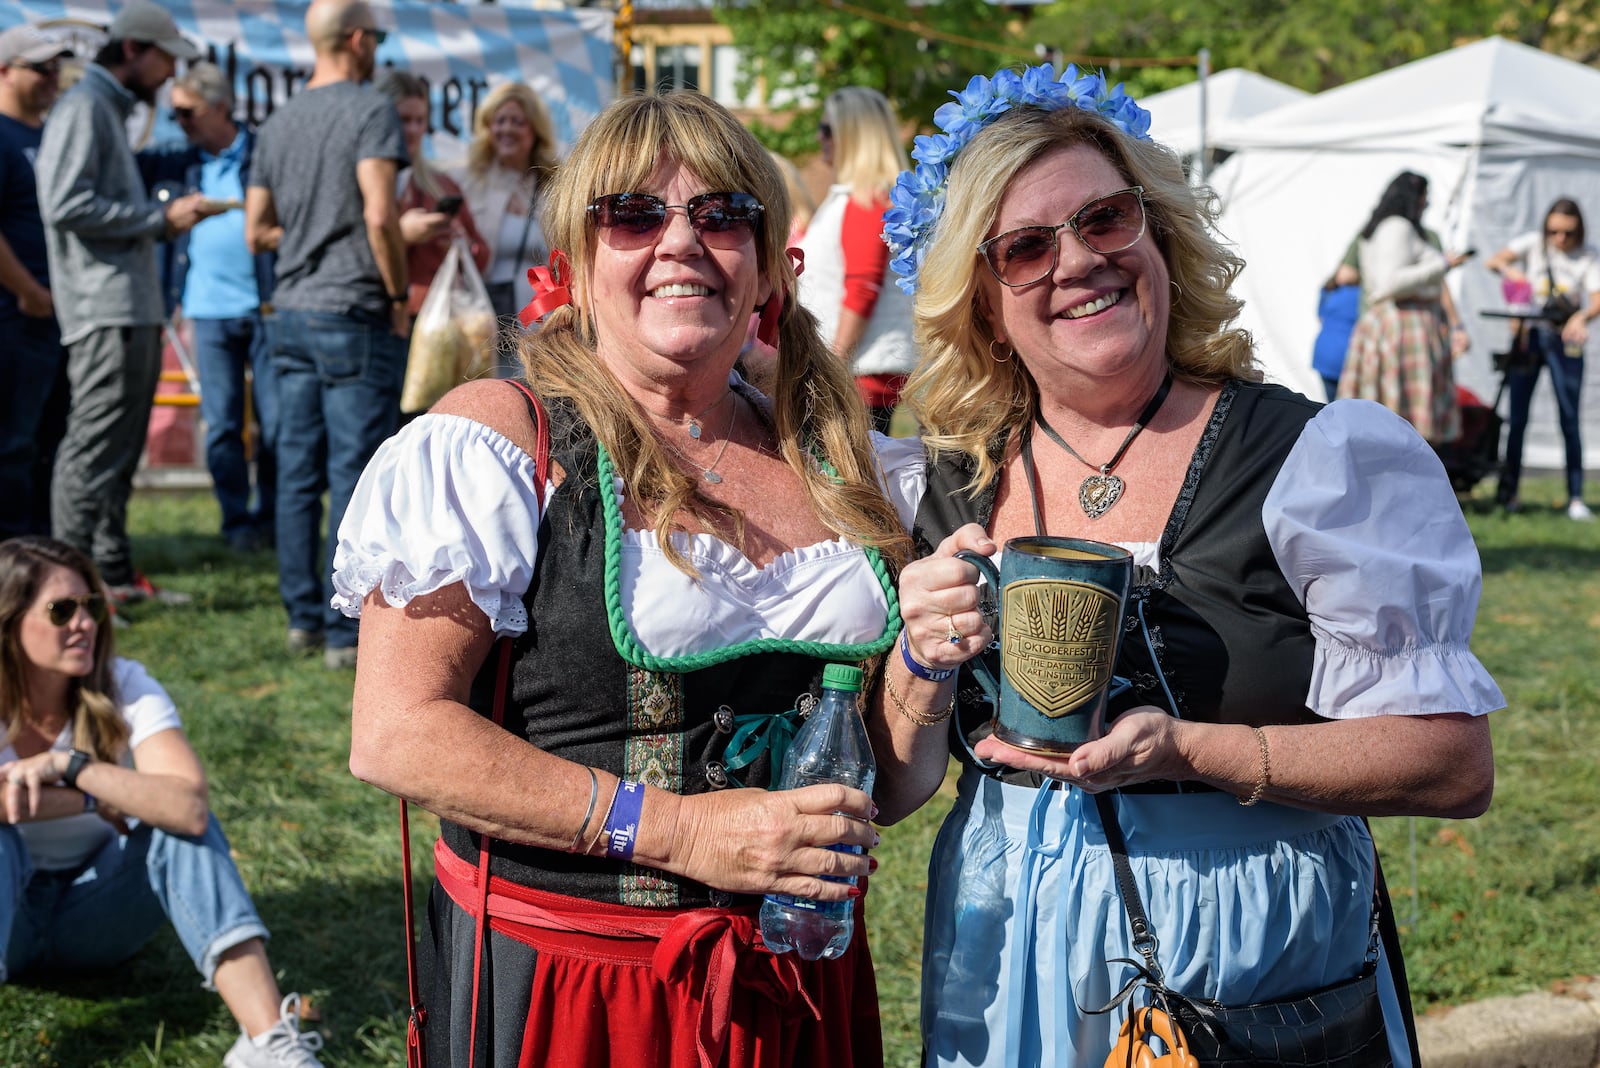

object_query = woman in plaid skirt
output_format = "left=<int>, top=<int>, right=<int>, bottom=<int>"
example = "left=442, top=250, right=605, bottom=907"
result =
left=1338, top=172, right=1473, bottom=443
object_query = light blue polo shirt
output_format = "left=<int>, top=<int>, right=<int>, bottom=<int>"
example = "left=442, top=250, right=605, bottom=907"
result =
left=181, top=129, right=258, bottom=319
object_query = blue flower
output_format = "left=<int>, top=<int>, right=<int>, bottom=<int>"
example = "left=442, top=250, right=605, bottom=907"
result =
left=885, top=62, right=1153, bottom=293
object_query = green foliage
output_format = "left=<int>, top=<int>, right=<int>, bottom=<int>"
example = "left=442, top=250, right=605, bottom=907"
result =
left=713, top=0, right=1023, bottom=156
left=1, top=476, right=1596, bottom=1066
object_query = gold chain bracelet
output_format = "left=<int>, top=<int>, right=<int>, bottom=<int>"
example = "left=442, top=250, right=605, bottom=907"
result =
left=883, top=663, right=956, bottom=726
left=1238, top=725, right=1271, bottom=806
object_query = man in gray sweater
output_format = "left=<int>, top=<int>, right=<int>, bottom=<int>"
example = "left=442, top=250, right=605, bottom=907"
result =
left=34, top=0, right=219, bottom=601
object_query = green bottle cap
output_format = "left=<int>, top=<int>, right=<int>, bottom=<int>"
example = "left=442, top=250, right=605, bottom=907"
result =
left=822, top=664, right=863, bottom=692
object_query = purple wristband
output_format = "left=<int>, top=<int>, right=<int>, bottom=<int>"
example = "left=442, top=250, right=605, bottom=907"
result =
left=899, top=629, right=955, bottom=683
left=604, top=780, right=645, bottom=861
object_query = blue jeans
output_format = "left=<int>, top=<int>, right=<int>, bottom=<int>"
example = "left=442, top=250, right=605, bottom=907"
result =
left=1500, top=325, right=1586, bottom=502
left=268, top=307, right=404, bottom=645
left=0, top=816, right=268, bottom=987
left=0, top=313, right=66, bottom=539
left=193, top=314, right=277, bottom=537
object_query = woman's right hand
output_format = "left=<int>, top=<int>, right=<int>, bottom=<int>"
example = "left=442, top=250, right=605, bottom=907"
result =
left=651, top=783, right=879, bottom=901
left=898, top=523, right=996, bottom=671
left=399, top=208, right=451, bottom=245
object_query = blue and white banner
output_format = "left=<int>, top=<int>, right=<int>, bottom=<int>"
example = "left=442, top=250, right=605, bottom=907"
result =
left=0, top=0, right=615, bottom=159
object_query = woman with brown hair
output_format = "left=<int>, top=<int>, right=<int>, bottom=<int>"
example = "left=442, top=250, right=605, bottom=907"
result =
left=0, top=536, right=323, bottom=1068
left=337, top=90, right=918, bottom=1066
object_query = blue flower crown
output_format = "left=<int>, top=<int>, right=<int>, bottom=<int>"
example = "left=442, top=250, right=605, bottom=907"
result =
left=883, top=63, right=1154, bottom=294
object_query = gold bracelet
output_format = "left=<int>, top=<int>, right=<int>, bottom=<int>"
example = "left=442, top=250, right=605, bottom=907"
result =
left=883, top=663, right=955, bottom=726
left=1239, top=726, right=1271, bottom=806
left=568, top=765, right=599, bottom=852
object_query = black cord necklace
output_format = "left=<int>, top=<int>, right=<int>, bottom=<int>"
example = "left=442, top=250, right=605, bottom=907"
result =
left=1031, top=371, right=1174, bottom=519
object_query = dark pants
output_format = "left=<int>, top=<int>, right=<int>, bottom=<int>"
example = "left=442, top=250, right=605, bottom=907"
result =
left=193, top=314, right=277, bottom=537
left=51, top=324, right=162, bottom=585
left=1499, top=325, right=1586, bottom=503
left=0, top=313, right=67, bottom=539
left=268, top=308, right=404, bottom=646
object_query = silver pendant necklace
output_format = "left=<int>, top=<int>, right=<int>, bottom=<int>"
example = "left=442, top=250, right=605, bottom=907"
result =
left=670, top=395, right=739, bottom=483
left=685, top=391, right=731, bottom=440
left=1032, top=372, right=1173, bottom=519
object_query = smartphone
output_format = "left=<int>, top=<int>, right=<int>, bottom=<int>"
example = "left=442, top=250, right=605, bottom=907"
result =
left=1462, top=248, right=1478, bottom=258
left=435, top=195, right=463, bottom=216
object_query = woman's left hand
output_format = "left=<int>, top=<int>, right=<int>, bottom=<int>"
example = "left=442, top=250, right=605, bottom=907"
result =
left=1561, top=314, right=1589, bottom=348
left=971, top=706, right=1186, bottom=791
left=0, top=750, right=68, bottom=820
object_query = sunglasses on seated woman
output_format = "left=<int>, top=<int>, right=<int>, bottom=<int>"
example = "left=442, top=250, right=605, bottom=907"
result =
left=587, top=192, right=764, bottom=249
left=44, top=593, right=109, bottom=626
left=978, top=186, right=1147, bottom=287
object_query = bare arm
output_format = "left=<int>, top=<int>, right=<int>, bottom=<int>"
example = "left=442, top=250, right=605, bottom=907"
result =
left=0, top=231, right=52, bottom=317
left=832, top=307, right=870, bottom=362
left=356, top=156, right=408, bottom=334
left=244, top=187, right=282, bottom=253
left=1482, top=244, right=1523, bottom=279
left=870, top=524, right=996, bottom=825
left=1, top=728, right=209, bottom=836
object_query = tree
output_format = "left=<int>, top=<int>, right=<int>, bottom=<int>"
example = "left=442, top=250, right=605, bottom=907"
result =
left=713, top=0, right=1026, bottom=157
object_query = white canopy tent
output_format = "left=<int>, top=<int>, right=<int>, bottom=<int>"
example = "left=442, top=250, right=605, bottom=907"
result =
left=1206, top=37, right=1600, bottom=471
left=1142, top=68, right=1308, bottom=163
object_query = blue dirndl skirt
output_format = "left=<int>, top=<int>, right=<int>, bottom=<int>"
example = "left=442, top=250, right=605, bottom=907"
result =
left=920, top=767, right=1413, bottom=1068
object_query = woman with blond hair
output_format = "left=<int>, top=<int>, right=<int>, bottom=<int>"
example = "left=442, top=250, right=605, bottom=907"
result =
left=455, top=81, right=560, bottom=344
left=337, top=90, right=919, bottom=1066
left=868, top=65, right=1500, bottom=1067
left=0, top=536, right=323, bottom=1068
left=798, top=87, right=916, bottom=432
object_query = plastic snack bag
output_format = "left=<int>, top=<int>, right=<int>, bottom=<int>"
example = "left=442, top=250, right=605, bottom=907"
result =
left=401, top=239, right=498, bottom=413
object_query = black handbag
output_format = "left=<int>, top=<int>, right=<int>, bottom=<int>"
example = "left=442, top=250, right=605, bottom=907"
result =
left=1541, top=256, right=1580, bottom=325
left=1091, top=793, right=1391, bottom=1068
left=1493, top=321, right=1541, bottom=374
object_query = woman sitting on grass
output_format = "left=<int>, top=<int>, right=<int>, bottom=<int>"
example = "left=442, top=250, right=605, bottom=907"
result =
left=0, top=536, right=324, bottom=1068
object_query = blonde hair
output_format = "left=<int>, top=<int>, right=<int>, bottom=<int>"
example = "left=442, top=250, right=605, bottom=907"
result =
left=0, top=538, right=129, bottom=764
left=824, top=87, right=907, bottom=203
left=467, top=82, right=559, bottom=194
left=523, top=91, right=908, bottom=576
left=768, top=150, right=815, bottom=237
left=906, top=106, right=1257, bottom=491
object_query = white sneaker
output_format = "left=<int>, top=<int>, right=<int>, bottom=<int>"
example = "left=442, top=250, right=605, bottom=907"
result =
left=223, top=993, right=326, bottom=1068
left=1569, top=499, right=1595, bottom=521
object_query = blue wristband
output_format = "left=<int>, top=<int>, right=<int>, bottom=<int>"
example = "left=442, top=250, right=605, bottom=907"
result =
left=899, top=629, right=955, bottom=682
left=604, top=780, right=645, bottom=861
left=82, top=792, right=97, bottom=813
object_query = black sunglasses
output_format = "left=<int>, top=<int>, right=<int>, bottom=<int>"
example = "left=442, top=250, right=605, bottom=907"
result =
left=22, top=59, right=63, bottom=76
left=587, top=192, right=764, bottom=249
left=818, top=122, right=833, bottom=139
left=354, top=26, right=388, bottom=45
left=170, top=105, right=196, bottom=122
left=978, top=186, right=1148, bottom=288
left=44, top=593, right=109, bottom=627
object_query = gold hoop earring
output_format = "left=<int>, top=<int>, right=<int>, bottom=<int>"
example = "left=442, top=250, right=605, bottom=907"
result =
left=988, top=337, right=1012, bottom=364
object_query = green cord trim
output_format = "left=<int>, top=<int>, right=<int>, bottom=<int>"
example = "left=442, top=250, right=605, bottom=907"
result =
left=594, top=441, right=901, bottom=672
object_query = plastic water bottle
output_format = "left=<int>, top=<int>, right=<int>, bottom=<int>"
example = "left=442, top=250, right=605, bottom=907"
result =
left=759, top=663, right=877, bottom=960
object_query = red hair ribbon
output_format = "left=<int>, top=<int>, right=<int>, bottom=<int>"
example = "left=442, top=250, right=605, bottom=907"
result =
left=518, top=249, right=572, bottom=327
left=756, top=246, right=805, bottom=348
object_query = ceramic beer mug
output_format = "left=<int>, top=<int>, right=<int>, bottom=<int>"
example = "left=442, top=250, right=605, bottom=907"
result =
left=955, top=537, right=1133, bottom=752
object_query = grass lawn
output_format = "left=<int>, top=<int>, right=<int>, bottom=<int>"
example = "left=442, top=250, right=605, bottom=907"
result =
left=1, top=474, right=1596, bottom=1067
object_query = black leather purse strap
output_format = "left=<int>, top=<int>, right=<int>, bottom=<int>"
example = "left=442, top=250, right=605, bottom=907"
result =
left=1094, top=791, right=1168, bottom=983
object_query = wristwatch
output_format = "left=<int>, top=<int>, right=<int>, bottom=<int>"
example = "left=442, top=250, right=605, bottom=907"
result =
left=62, top=747, right=91, bottom=790
left=388, top=291, right=409, bottom=305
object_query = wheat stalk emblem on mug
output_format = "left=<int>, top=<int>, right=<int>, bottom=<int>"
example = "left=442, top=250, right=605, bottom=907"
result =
left=1001, top=581, right=1120, bottom=717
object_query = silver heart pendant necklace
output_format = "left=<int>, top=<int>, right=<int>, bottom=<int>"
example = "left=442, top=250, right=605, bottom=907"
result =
left=1032, top=372, right=1173, bottom=520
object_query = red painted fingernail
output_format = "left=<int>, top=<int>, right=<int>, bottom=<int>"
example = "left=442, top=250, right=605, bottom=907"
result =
left=868, top=856, right=879, bottom=873
left=869, top=802, right=879, bottom=819
left=848, top=886, right=863, bottom=898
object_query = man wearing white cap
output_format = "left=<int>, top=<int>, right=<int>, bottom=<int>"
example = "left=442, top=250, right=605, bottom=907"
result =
left=0, top=25, right=72, bottom=541
left=34, top=1, right=223, bottom=604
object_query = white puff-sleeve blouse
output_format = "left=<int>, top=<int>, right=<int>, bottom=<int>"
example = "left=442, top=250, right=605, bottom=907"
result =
left=331, top=416, right=927, bottom=659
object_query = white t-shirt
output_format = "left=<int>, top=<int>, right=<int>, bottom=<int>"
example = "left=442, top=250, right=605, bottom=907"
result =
left=2, top=658, right=184, bottom=871
left=1506, top=231, right=1600, bottom=306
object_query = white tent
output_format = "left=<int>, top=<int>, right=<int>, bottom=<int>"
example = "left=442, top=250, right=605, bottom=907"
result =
left=1142, top=68, right=1309, bottom=162
left=1207, top=37, right=1600, bottom=472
